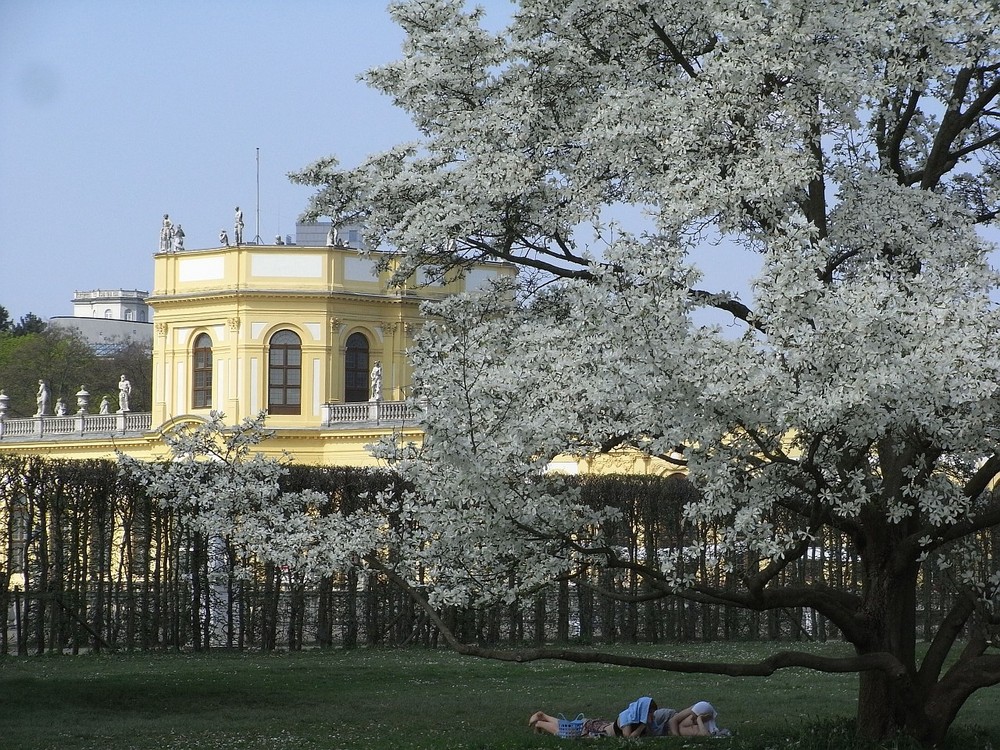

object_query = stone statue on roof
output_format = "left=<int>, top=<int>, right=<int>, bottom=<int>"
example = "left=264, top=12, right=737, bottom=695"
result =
left=159, top=214, right=174, bottom=253
left=234, top=206, right=244, bottom=245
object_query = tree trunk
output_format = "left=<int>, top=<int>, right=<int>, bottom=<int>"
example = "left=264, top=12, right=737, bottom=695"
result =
left=557, top=579, right=570, bottom=642
left=854, top=559, right=921, bottom=742
left=316, top=576, right=333, bottom=648
left=343, top=569, right=358, bottom=649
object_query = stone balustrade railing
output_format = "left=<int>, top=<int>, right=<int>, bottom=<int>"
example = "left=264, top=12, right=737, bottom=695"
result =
left=0, top=412, right=153, bottom=440
left=320, top=399, right=422, bottom=427
left=0, top=401, right=422, bottom=441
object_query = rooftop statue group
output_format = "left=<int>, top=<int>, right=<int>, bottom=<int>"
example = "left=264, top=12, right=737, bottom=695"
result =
left=159, top=214, right=185, bottom=253
left=162, top=209, right=347, bottom=250
left=219, top=207, right=244, bottom=247
left=162, top=207, right=248, bottom=251
left=0, top=377, right=132, bottom=419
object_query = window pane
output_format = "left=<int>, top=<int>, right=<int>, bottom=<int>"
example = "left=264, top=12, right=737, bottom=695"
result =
left=268, top=330, right=302, bottom=414
left=345, top=332, right=370, bottom=403
left=192, top=333, right=213, bottom=409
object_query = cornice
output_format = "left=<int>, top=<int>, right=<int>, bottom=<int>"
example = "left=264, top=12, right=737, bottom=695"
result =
left=146, top=288, right=434, bottom=307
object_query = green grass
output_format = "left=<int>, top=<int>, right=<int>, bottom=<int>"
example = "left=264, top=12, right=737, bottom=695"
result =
left=1, top=643, right=997, bottom=749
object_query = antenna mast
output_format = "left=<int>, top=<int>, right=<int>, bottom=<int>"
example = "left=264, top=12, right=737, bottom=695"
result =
left=253, top=147, right=262, bottom=244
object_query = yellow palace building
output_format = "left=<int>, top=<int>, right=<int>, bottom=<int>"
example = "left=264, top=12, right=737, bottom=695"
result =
left=0, top=233, right=514, bottom=466
left=0, top=227, right=679, bottom=476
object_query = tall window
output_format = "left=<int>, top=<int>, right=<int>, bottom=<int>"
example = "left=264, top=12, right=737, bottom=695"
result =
left=344, top=332, right=369, bottom=402
left=268, top=329, right=301, bottom=415
left=192, top=333, right=213, bottom=409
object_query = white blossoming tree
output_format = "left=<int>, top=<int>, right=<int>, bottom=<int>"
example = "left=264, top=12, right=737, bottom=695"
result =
left=283, top=0, right=1000, bottom=744
left=117, top=412, right=341, bottom=581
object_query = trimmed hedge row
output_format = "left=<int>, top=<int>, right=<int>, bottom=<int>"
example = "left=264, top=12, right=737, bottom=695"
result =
left=0, top=457, right=988, bottom=653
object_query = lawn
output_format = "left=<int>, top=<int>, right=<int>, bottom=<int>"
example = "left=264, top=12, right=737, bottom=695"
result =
left=1, top=642, right=997, bottom=749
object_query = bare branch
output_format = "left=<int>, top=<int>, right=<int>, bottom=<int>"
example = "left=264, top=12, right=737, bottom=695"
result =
left=367, top=554, right=905, bottom=678
left=688, top=288, right=763, bottom=331
left=640, top=5, right=698, bottom=79
left=918, top=595, right=976, bottom=689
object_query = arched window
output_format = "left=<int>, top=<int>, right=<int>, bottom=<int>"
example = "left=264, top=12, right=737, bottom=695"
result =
left=344, top=332, right=369, bottom=402
left=268, top=329, right=301, bottom=415
left=125, top=309, right=134, bottom=321
left=192, top=333, right=213, bottom=409
left=104, top=309, right=112, bottom=318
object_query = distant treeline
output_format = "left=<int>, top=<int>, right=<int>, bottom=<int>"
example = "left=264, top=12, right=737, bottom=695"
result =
left=0, top=455, right=989, bottom=654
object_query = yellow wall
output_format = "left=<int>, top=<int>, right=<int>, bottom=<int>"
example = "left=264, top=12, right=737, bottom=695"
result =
left=549, top=449, right=685, bottom=476
left=149, top=243, right=514, bottom=433
left=0, top=423, right=428, bottom=467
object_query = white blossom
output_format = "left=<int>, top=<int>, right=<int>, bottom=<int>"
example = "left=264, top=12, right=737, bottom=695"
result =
left=160, top=1, right=1000, bottom=736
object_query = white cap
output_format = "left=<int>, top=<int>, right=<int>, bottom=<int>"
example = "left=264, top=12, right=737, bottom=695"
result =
left=691, top=701, right=718, bottom=734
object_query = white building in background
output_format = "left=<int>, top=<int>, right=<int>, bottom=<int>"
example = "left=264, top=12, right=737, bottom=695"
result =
left=49, top=289, right=153, bottom=355
left=70, top=289, right=151, bottom=321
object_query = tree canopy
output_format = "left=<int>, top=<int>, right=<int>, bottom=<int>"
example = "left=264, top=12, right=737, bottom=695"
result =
left=281, top=0, right=1000, bottom=744
left=0, top=306, right=48, bottom=337
left=0, top=324, right=152, bottom=416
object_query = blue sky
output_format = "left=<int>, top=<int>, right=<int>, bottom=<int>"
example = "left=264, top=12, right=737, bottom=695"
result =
left=19, top=2, right=986, bottom=331
left=0, top=1, right=513, bottom=321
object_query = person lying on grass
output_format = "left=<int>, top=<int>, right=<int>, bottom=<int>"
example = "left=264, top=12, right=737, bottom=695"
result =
left=662, top=701, right=732, bottom=737
left=529, top=697, right=731, bottom=738
left=529, top=695, right=659, bottom=737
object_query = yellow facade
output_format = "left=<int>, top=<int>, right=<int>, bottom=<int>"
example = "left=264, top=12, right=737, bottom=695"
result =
left=148, top=241, right=519, bottom=462
left=0, top=242, right=515, bottom=466
left=149, top=243, right=488, bottom=424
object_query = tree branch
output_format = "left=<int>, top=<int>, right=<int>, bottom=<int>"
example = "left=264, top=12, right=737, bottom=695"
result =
left=964, top=453, right=1000, bottom=501
left=464, top=236, right=595, bottom=280
left=365, top=553, right=905, bottom=678
left=887, top=88, right=923, bottom=181
left=913, top=462, right=1000, bottom=553
left=688, top=288, right=763, bottom=331
left=640, top=5, right=698, bottom=79
left=918, top=594, right=975, bottom=690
